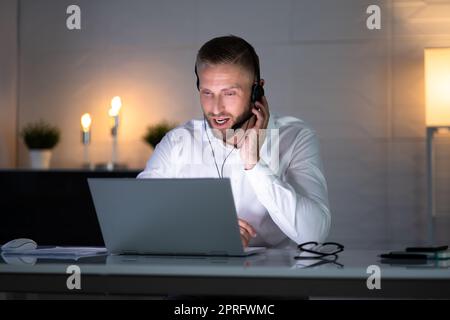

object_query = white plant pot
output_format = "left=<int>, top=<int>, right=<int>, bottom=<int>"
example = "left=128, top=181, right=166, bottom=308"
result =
left=29, top=149, right=52, bottom=169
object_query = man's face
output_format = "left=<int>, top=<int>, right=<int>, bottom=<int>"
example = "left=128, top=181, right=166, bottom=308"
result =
left=198, top=63, right=253, bottom=135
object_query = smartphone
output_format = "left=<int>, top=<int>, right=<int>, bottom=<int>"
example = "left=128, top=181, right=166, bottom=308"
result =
left=406, top=245, right=448, bottom=252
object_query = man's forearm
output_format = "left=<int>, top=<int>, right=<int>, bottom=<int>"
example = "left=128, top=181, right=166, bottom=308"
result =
left=244, top=160, right=331, bottom=244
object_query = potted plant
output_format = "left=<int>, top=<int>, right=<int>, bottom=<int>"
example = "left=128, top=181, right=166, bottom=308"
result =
left=21, top=120, right=61, bottom=169
left=143, top=121, right=177, bottom=149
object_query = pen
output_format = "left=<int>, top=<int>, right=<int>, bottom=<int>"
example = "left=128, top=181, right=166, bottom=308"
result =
left=379, top=253, right=428, bottom=260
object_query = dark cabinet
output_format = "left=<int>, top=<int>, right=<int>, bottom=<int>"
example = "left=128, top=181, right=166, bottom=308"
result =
left=0, top=170, right=141, bottom=246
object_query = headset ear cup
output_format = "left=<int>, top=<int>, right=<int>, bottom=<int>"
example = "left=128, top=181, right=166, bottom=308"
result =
left=258, top=85, right=265, bottom=101
left=251, top=84, right=257, bottom=103
left=251, top=84, right=264, bottom=103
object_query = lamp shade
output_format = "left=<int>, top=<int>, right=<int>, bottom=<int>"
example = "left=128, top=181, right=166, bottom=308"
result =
left=425, top=48, right=450, bottom=127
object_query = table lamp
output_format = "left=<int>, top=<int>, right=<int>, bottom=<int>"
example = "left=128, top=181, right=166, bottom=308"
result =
left=424, top=47, right=450, bottom=241
left=108, top=96, right=122, bottom=170
left=80, top=113, right=92, bottom=169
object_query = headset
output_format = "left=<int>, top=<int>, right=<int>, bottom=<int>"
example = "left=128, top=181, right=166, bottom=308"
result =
left=195, top=41, right=264, bottom=130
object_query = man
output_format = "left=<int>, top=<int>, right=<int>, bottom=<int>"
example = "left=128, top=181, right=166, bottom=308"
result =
left=138, top=35, right=330, bottom=248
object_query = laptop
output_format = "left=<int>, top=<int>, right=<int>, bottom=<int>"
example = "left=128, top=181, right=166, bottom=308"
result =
left=87, top=178, right=265, bottom=256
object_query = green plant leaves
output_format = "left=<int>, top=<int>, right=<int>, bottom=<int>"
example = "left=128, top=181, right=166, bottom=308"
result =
left=143, top=121, right=176, bottom=148
left=21, top=120, right=60, bottom=149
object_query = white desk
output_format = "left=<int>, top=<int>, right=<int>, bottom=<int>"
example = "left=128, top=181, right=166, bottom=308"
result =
left=1, top=249, right=449, bottom=299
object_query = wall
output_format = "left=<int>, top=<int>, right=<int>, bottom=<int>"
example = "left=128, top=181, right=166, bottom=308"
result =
left=0, top=0, right=18, bottom=168
left=1, top=0, right=450, bottom=247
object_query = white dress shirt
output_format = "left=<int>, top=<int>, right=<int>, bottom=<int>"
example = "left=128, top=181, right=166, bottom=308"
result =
left=137, top=114, right=330, bottom=248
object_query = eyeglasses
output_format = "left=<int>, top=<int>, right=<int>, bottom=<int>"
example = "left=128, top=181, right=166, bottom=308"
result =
left=294, top=254, right=344, bottom=269
left=295, top=241, right=344, bottom=259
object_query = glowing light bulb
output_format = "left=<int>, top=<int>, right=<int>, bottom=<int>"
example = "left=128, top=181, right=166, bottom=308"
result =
left=109, top=96, right=122, bottom=117
left=81, top=113, right=92, bottom=132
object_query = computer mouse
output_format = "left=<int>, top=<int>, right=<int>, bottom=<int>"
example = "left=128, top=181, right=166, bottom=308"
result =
left=1, top=238, right=37, bottom=251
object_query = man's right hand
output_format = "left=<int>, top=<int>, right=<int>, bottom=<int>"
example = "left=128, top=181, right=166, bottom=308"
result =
left=238, top=218, right=257, bottom=248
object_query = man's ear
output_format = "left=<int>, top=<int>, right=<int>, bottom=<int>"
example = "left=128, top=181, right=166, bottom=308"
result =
left=260, top=79, right=265, bottom=87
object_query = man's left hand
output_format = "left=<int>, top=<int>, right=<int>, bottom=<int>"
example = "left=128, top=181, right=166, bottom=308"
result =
left=240, top=95, right=270, bottom=170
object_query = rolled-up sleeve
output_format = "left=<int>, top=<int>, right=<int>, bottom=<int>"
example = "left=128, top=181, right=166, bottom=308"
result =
left=244, top=128, right=331, bottom=244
